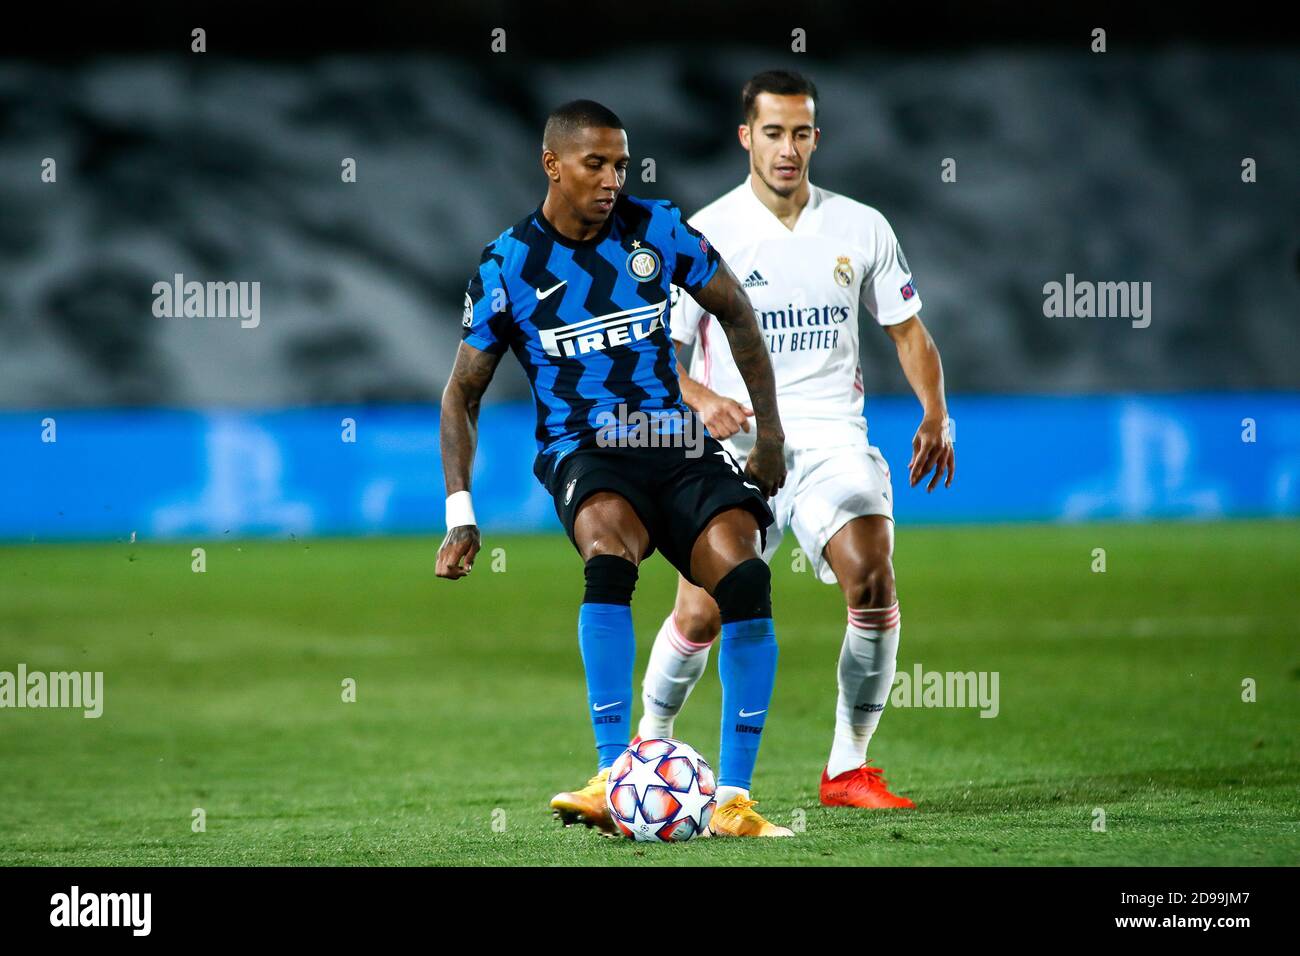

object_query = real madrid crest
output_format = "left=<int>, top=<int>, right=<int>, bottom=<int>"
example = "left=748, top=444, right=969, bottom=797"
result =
left=833, top=256, right=854, bottom=288
left=626, top=241, right=661, bottom=283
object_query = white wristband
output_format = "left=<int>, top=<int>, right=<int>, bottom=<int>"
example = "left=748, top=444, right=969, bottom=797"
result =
left=445, top=490, right=476, bottom=529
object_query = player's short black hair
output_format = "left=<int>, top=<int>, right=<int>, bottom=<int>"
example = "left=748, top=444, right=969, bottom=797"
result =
left=741, top=69, right=819, bottom=124
left=543, top=99, right=625, bottom=152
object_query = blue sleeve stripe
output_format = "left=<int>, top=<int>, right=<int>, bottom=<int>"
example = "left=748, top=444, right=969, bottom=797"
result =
left=462, top=331, right=507, bottom=355
left=684, top=256, right=718, bottom=294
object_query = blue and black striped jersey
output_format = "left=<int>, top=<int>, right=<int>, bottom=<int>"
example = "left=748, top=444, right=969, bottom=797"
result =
left=462, top=195, right=721, bottom=483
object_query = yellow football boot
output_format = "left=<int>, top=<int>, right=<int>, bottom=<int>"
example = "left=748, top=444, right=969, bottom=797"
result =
left=707, top=795, right=795, bottom=837
left=550, top=769, right=616, bottom=835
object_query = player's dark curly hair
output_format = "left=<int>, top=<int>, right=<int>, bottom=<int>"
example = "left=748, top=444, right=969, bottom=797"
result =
left=741, top=69, right=819, bottom=124
left=543, top=99, right=624, bottom=151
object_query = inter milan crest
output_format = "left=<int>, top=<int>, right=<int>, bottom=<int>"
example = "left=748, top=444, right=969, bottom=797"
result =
left=626, top=240, right=661, bottom=283
left=833, top=255, right=854, bottom=288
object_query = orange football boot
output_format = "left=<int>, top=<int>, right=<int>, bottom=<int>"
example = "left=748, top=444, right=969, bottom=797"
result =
left=819, top=762, right=915, bottom=809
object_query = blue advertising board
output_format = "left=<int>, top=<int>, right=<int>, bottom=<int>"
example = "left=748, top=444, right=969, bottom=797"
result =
left=2, top=394, right=1296, bottom=542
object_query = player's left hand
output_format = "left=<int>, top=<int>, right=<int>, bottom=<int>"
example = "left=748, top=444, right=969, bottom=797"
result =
left=908, top=415, right=954, bottom=492
left=695, top=391, right=753, bottom=441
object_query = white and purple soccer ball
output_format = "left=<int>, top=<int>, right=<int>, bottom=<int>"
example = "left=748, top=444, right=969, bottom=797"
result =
left=605, top=738, right=716, bottom=842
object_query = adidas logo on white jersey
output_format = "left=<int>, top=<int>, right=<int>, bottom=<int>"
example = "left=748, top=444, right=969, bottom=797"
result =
left=742, top=270, right=769, bottom=289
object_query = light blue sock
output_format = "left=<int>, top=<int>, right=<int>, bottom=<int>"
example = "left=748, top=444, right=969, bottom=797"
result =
left=578, top=603, right=636, bottom=769
left=717, top=617, right=778, bottom=790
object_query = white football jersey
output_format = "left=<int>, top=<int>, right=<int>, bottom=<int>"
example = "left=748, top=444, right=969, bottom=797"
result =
left=671, top=178, right=921, bottom=448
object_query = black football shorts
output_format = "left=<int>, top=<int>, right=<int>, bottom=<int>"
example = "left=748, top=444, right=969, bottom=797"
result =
left=546, top=436, right=774, bottom=584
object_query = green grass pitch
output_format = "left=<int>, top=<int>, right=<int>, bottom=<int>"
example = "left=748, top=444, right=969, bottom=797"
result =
left=1, top=521, right=1296, bottom=866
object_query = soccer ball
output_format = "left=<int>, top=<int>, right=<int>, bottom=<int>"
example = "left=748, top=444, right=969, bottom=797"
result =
left=605, top=738, right=716, bottom=842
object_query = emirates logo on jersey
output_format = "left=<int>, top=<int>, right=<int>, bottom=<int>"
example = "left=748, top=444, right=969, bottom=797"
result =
left=538, top=301, right=667, bottom=357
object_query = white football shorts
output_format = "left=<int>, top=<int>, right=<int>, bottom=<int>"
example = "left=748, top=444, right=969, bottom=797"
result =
left=722, top=424, right=894, bottom=585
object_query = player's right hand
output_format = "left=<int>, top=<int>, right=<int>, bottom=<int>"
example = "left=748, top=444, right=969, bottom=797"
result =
left=744, top=434, right=787, bottom=498
left=436, top=525, right=481, bottom=580
left=696, top=391, right=753, bottom=440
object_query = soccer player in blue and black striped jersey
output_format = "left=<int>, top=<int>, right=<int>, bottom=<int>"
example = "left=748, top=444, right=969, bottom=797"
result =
left=436, top=100, right=796, bottom=837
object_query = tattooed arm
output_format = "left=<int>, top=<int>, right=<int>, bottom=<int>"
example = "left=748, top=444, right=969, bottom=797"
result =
left=672, top=338, right=753, bottom=441
left=690, top=261, right=786, bottom=495
left=436, top=342, right=502, bottom=579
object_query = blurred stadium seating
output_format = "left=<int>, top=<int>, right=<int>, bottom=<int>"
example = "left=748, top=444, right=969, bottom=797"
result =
left=1, top=46, right=1296, bottom=538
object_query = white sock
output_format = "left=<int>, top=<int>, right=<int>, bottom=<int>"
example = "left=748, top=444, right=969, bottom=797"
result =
left=827, top=603, right=900, bottom=778
left=638, top=613, right=713, bottom=740
left=716, top=786, right=750, bottom=805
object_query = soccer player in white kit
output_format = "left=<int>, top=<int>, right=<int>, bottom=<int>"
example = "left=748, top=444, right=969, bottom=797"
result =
left=637, top=69, right=955, bottom=811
